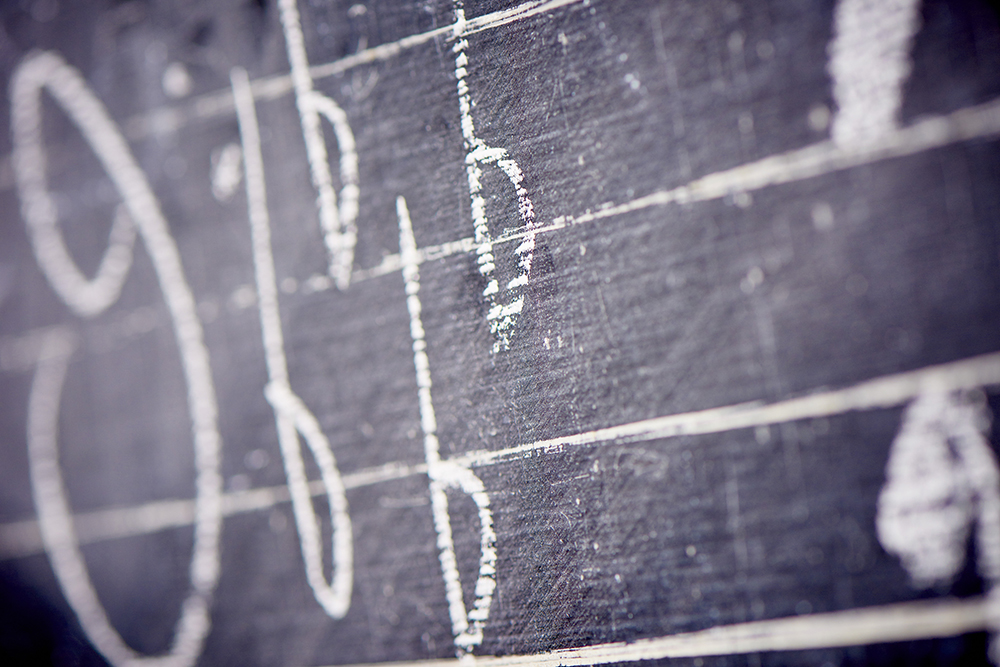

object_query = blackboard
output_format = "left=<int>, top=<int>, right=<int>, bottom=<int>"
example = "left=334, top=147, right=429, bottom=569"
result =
left=1, top=0, right=1000, bottom=665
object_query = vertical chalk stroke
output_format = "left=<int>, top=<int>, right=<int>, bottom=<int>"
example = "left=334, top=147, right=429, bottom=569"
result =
left=398, top=196, right=498, bottom=655
left=877, top=390, right=1000, bottom=662
left=231, top=67, right=354, bottom=619
left=452, top=1, right=538, bottom=353
left=827, top=0, right=923, bottom=147
left=11, top=51, right=224, bottom=667
left=278, top=0, right=360, bottom=290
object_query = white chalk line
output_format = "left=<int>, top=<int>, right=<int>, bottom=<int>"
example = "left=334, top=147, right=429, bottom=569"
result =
left=828, top=0, right=922, bottom=148
left=5, top=342, right=999, bottom=658
left=3, top=343, right=1000, bottom=559
left=0, top=460, right=427, bottom=561
left=7, top=341, right=999, bottom=662
left=278, top=0, right=360, bottom=289
left=8, top=87, right=983, bottom=327
left=5, top=347, right=999, bottom=563
left=6, top=92, right=999, bottom=315
left=295, top=94, right=1000, bottom=298
left=398, top=195, right=498, bottom=653
left=311, top=596, right=990, bottom=667
left=4, top=328, right=1000, bottom=552
left=7, top=89, right=984, bottom=352
left=485, top=94, right=1000, bottom=245
left=233, top=66, right=354, bottom=619
left=452, top=351, right=1000, bottom=469
left=7, top=351, right=998, bottom=659
left=12, top=50, right=224, bottom=667
left=117, top=0, right=584, bottom=142
left=17, top=0, right=985, bottom=180
left=13, top=486, right=990, bottom=664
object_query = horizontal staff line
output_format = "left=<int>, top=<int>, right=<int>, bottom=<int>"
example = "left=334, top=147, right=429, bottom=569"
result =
left=309, top=0, right=584, bottom=81
left=120, top=0, right=584, bottom=140
left=315, top=597, right=990, bottom=667
left=4, top=76, right=995, bottom=361
left=2, top=351, right=997, bottom=558
left=453, top=351, right=1000, bottom=468
left=0, top=236, right=481, bottom=361
left=0, top=239, right=485, bottom=365
left=10, top=4, right=993, bottom=196
left=302, top=95, right=1000, bottom=294
left=302, top=237, right=478, bottom=292
left=0, top=459, right=426, bottom=560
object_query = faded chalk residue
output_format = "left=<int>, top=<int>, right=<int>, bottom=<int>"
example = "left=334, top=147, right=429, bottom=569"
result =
left=210, top=142, right=243, bottom=202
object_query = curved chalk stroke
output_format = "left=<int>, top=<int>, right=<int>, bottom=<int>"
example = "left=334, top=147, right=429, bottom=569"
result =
left=877, top=390, right=1000, bottom=661
left=12, top=51, right=224, bottom=667
left=278, top=0, right=361, bottom=291
left=452, top=1, right=538, bottom=353
left=17, top=197, right=135, bottom=319
left=12, top=53, right=137, bottom=320
left=231, top=67, right=354, bottom=619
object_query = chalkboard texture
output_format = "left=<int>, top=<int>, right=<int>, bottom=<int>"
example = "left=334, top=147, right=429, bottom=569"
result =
left=1, top=1, right=1000, bottom=666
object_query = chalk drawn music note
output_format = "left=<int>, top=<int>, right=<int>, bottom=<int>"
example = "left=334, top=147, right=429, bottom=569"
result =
left=11, top=50, right=224, bottom=667
left=452, top=0, right=539, bottom=353
left=233, top=54, right=498, bottom=652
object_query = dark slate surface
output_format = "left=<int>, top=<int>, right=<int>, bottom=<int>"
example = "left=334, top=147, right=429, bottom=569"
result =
left=0, top=0, right=998, bottom=665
